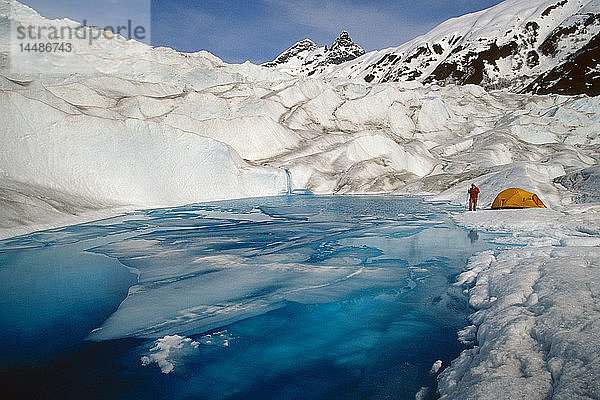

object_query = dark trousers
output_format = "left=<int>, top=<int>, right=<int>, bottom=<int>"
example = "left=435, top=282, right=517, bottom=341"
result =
left=469, top=197, right=478, bottom=211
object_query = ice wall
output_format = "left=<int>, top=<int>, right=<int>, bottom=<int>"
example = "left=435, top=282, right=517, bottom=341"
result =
left=1, top=0, right=599, bottom=238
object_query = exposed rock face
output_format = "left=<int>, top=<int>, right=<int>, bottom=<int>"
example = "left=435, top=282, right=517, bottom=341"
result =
left=343, top=0, right=600, bottom=95
left=325, top=31, right=365, bottom=65
left=525, top=32, right=600, bottom=96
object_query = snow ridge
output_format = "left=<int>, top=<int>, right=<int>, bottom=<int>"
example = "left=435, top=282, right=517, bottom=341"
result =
left=440, top=208, right=600, bottom=400
left=267, top=0, right=600, bottom=95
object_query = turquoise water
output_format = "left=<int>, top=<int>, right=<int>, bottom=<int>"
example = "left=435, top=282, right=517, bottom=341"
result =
left=0, top=196, right=495, bottom=399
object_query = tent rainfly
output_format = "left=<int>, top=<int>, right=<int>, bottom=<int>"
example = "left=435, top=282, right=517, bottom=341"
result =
left=491, top=188, right=546, bottom=209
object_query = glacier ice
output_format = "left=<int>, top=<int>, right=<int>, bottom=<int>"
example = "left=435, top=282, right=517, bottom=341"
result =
left=438, top=207, right=600, bottom=400
left=2, top=18, right=599, bottom=236
left=140, top=335, right=200, bottom=374
left=3, top=0, right=599, bottom=238
left=83, top=196, right=491, bottom=341
left=0, top=195, right=495, bottom=400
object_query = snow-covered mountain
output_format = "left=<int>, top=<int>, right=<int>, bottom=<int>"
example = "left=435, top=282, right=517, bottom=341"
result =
left=269, top=0, right=599, bottom=96
left=263, top=31, right=365, bottom=75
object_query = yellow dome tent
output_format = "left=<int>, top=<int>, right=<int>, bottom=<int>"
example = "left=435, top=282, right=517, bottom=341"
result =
left=491, top=188, right=546, bottom=209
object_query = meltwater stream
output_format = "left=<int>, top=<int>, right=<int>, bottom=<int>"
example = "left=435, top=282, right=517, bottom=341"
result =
left=0, top=196, right=496, bottom=400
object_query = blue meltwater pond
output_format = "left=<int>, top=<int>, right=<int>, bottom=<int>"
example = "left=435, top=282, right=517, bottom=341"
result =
left=0, top=196, right=496, bottom=399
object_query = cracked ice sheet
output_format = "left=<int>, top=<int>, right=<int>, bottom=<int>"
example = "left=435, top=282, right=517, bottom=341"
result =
left=86, top=199, right=425, bottom=340
left=87, top=245, right=411, bottom=341
left=439, top=207, right=600, bottom=400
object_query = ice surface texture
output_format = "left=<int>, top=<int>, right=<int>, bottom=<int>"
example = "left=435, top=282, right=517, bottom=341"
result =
left=2, top=1, right=599, bottom=240
left=0, top=196, right=493, bottom=400
left=439, top=208, right=600, bottom=400
left=86, top=196, right=489, bottom=341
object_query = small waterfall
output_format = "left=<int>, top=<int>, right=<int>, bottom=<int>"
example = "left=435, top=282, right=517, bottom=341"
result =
left=284, top=168, right=293, bottom=195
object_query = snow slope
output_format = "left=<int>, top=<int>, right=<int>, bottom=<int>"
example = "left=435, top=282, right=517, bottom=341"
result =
left=293, top=0, right=599, bottom=95
left=2, top=0, right=598, bottom=239
left=437, top=206, right=600, bottom=400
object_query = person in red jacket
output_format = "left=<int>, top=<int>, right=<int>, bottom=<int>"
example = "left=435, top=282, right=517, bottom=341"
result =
left=468, top=184, right=480, bottom=211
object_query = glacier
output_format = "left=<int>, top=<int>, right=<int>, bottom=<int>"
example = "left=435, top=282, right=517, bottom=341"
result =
left=2, top=1, right=598, bottom=238
left=438, top=207, right=600, bottom=400
left=1, top=0, right=599, bottom=399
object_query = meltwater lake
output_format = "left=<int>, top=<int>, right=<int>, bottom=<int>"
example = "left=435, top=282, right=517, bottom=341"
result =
left=0, top=195, right=497, bottom=399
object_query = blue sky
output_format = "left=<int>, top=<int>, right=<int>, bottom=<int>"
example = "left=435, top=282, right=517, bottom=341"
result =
left=19, top=0, right=505, bottom=64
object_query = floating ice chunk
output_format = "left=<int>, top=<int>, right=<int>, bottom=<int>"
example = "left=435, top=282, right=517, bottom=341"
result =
left=198, top=330, right=233, bottom=347
left=415, top=386, right=430, bottom=400
left=430, top=359, right=443, bottom=374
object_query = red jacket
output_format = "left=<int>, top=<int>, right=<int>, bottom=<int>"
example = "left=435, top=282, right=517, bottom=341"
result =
left=468, top=186, right=480, bottom=199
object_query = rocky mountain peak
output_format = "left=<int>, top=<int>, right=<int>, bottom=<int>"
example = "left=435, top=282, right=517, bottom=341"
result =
left=327, top=0, right=600, bottom=96
left=263, top=31, right=365, bottom=73
left=326, top=31, right=365, bottom=65
left=265, top=0, right=599, bottom=97
left=332, top=31, right=353, bottom=48
left=263, top=39, right=318, bottom=67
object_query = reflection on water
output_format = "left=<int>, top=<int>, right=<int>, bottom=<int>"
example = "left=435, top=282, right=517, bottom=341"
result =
left=468, top=230, right=479, bottom=244
left=0, top=245, right=136, bottom=367
left=0, top=196, right=498, bottom=400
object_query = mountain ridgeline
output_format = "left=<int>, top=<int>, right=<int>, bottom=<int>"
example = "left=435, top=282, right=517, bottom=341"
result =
left=265, top=0, right=600, bottom=96
left=263, top=31, right=365, bottom=75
